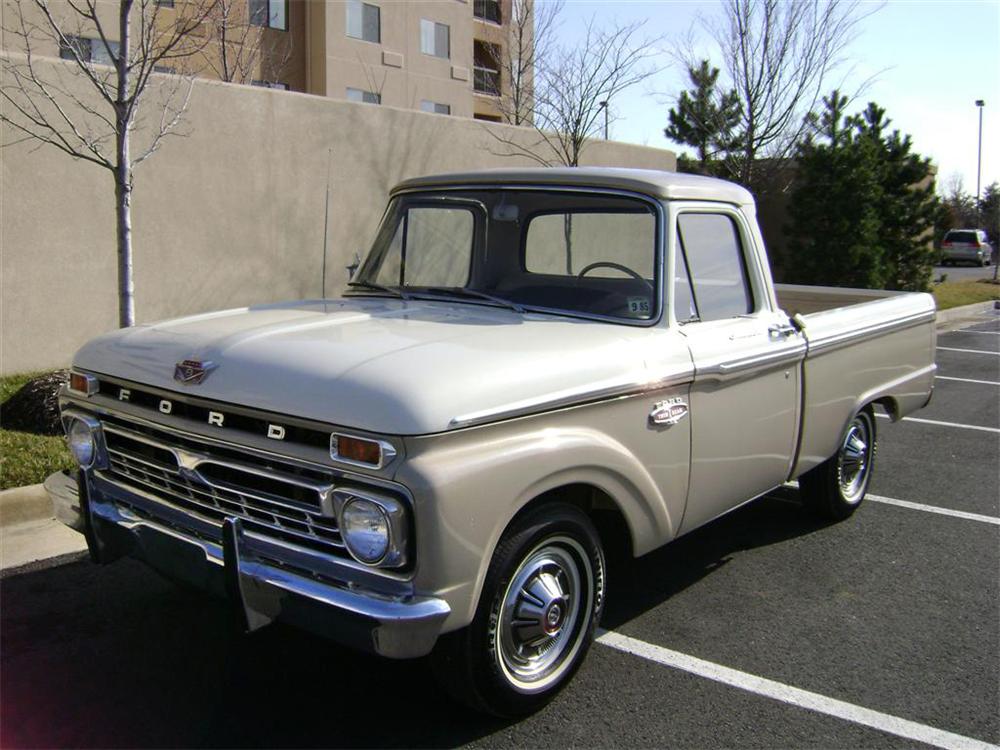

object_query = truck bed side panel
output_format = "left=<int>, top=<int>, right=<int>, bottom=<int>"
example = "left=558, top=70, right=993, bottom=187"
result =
left=789, top=291, right=936, bottom=478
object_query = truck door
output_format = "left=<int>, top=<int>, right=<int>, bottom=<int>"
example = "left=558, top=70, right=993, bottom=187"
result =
left=672, top=208, right=806, bottom=535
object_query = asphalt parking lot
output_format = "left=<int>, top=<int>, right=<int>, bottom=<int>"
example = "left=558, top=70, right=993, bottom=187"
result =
left=933, top=259, right=998, bottom=282
left=2, top=312, right=998, bottom=749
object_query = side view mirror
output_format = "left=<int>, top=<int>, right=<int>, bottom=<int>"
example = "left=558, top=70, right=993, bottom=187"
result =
left=347, top=251, right=361, bottom=281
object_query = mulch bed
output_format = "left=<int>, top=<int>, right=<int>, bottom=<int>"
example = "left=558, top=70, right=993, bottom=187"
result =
left=0, top=370, right=69, bottom=435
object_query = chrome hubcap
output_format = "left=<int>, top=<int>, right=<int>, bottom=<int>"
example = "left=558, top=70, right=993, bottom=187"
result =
left=838, top=415, right=872, bottom=503
left=497, top=539, right=591, bottom=690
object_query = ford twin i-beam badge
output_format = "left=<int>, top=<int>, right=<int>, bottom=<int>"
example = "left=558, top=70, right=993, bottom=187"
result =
left=173, top=359, right=217, bottom=385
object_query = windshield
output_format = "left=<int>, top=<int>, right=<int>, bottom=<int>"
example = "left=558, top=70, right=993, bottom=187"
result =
left=352, top=189, right=660, bottom=323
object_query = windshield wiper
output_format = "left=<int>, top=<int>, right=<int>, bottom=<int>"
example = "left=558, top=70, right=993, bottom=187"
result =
left=346, top=281, right=411, bottom=300
left=421, top=287, right=525, bottom=314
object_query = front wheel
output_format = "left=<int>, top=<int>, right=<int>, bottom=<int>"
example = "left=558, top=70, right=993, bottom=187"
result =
left=800, top=407, right=877, bottom=520
left=431, top=503, right=605, bottom=717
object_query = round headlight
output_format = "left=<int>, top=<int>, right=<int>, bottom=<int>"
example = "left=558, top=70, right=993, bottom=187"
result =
left=67, top=419, right=96, bottom=468
left=341, top=497, right=390, bottom=564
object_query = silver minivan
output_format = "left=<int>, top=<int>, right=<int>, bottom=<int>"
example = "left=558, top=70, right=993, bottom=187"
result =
left=941, top=228, right=993, bottom=266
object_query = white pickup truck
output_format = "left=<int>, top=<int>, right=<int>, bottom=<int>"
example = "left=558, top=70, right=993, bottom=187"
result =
left=51, top=168, right=936, bottom=716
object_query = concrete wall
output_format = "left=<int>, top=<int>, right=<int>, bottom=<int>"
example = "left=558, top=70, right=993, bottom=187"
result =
left=0, top=58, right=675, bottom=374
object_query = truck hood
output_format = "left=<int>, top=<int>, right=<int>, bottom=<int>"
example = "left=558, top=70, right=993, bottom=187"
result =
left=74, top=298, right=681, bottom=435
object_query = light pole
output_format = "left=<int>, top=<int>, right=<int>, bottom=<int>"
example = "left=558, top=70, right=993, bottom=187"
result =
left=976, top=99, right=985, bottom=223
left=598, top=100, right=609, bottom=140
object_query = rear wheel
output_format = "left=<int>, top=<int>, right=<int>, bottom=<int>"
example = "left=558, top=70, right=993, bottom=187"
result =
left=431, top=503, right=605, bottom=717
left=800, top=407, right=877, bottom=520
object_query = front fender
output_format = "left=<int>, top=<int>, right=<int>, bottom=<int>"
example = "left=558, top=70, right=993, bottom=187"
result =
left=396, top=394, right=689, bottom=631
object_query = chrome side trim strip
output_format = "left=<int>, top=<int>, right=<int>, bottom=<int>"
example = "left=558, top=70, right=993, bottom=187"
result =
left=449, top=368, right=694, bottom=429
left=695, top=344, right=807, bottom=383
left=806, top=310, right=936, bottom=355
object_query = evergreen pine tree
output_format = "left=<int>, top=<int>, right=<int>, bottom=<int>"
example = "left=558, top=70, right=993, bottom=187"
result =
left=664, top=60, right=741, bottom=174
left=856, top=104, right=939, bottom=291
left=785, top=91, right=884, bottom=288
left=786, top=92, right=940, bottom=291
left=979, top=182, right=1000, bottom=246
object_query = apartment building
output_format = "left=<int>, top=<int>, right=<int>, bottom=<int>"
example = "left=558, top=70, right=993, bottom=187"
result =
left=1, top=0, right=519, bottom=122
left=298, top=0, right=516, bottom=121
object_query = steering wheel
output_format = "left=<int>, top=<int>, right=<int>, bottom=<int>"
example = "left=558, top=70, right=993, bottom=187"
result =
left=577, top=261, right=653, bottom=290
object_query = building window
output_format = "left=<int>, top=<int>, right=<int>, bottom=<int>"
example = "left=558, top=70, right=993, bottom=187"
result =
left=346, top=0, right=380, bottom=43
left=153, top=64, right=176, bottom=74
left=347, top=87, right=381, bottom=104
left=59, top=36, right=120, bottom=66
left=252, top=80, right=290, bottom=90
left=155, top=0, right=175, bottom=7
left=249, top=0, right=287, bottom=31
left=473, top=39, right=501, bottom=95
left=420, top=19, right=449, bottom=59
left=420, top=100, right=450, bottom=115
left=473, top=0, right=501, bottom=24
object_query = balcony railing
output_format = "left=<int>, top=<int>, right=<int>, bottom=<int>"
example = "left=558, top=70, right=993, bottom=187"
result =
left=474, top=66, right=501, bottom=96
left=473, top=0, right=502, bottom=24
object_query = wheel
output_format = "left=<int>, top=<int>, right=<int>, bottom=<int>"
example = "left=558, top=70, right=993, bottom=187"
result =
left=430, top=503, right=605, bottom=717
left=799, top=407, right=877, bottom=520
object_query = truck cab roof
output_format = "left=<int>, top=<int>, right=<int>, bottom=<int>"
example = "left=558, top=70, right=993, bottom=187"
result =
left=393, top=167, right=755, bottom=207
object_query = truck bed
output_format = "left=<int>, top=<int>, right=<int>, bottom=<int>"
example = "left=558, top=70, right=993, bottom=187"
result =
left=775, top=284, right=938, bottom=480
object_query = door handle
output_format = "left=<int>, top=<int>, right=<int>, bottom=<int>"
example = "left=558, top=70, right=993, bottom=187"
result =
left=768, top=323, right=798, bottom=339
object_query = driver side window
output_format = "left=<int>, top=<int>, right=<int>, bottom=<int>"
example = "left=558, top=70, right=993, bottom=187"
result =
left=674, top=212, right=754, bottom=322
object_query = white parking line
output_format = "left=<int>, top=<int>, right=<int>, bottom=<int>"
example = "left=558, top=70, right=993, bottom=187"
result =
left=950, top=330, right=1000, bottom=335
left=936, top=376, right=1000, bottom=386
left=867, top=494, right=1000, bottom=525
left=937, top=347, right=1000, bottom=356
left=779, top=483, right=999, bottom=525
left=875, top=413, right=1000, bottom=434
left=596, top=631, right=1000, bottom=750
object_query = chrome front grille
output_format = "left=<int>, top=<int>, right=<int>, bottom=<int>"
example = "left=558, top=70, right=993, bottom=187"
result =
left=98, top=420, right=347, bottom=557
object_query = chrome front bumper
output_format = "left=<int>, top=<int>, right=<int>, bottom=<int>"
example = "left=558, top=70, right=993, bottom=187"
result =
left=46, top=470, right=450, bottom=659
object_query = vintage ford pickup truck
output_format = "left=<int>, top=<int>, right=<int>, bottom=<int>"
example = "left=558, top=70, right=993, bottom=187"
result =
left=50, top=168, right=936, bottom=716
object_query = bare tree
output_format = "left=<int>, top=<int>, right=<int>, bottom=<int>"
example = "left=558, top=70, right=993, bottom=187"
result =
left=488, top=16, right=661, bottom=167
left=494, top=0, right=563, bottom=126
left=356, top=51, right=386, bottom=103
left=1, top=0, right=214, bottom=327
left=691, top=0, right=875, bottom=191
left=198, top=0, right=291, bottom=85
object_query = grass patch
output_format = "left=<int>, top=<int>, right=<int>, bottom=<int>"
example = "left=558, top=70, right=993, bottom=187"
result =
left=1, top=371, right=73, bottom=491
left=932, top=279, right=1000, bottom=310
left=0, top=431, right=73, bottom=490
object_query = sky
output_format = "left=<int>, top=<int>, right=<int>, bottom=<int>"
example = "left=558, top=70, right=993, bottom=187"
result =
left=554, top=0, right=1000, bottom=198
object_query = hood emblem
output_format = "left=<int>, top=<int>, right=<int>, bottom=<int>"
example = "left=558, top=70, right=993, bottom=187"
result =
left=174, top=359, right=217, bottom=385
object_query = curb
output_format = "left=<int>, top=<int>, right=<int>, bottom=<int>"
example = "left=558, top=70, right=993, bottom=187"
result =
left=935, top=300, right=998, bottom=330
left=0, top=483, right=52, bottom=527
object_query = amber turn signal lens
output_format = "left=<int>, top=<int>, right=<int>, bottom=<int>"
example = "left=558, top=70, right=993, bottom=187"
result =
left=69, top=372, right=97, bottom=396
left=334, top=435, right=382, bottom=466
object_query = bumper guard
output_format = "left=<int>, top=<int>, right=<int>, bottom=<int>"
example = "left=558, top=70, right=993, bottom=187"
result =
left=45, top=470, right=450, bottom=659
